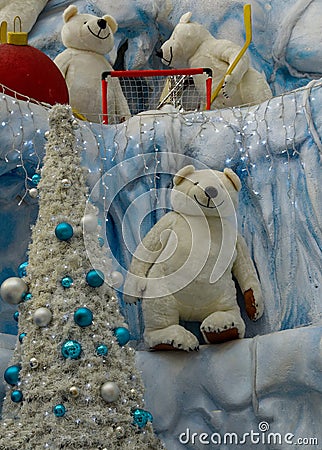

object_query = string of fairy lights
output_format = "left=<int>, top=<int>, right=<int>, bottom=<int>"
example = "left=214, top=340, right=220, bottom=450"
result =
left=0, top=78, right=321, bottom=335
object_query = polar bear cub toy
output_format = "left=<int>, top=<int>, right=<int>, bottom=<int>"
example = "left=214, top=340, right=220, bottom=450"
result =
left=158, top=12, right=272, bottom=109
left=124, top=165, right=264, bottom=351
left=54, top=5, right=130, bottom=123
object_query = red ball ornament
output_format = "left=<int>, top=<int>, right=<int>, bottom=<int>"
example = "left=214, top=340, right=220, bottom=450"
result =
left=0, top=18, right=69, bottom=105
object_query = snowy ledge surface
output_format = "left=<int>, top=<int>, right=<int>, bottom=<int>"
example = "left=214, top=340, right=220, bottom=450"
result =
left=1, top=327, right=322, bottom=448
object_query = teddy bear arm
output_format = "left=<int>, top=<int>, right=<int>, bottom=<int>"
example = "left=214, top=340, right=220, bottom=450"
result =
left=219, top=41, right=250, bottom=85
left=128, top=213, right=176, bottom=278
left=232, top=234, right=261, bottom=300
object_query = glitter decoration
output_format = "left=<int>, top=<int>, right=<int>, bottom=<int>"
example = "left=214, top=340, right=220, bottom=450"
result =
left=18, top=261, right=28, bottom=278
left=61, top=276, right=73, bottom=288
left=132, top=408, right=154, bottom=428
left=73, top=307, right=93, bottom=327
left=31, top=173, right=41, bottom=186
left=61, top=340, right=82, bottom=360
left=4, top=365, right=21, bottom=386
left=96, top=344, right=108, bottom=356
left=11, top=390, right=23, bottom=403
left=55, top=222, right=74, bottom=241
left=53, top=404, right=66, bottom=418
left=114, top=327, right=130, bottom=346
left=85, top=269, right=104, bottom=287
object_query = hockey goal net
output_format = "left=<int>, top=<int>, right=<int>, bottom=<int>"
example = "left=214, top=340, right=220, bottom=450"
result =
left=101, top=68, right=212, bottom=124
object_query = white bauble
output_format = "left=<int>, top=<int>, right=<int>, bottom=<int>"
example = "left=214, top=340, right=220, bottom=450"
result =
left=0, top=277, right=28, bottom=304
left=33, top=307, right=52, bottom=327
left=100, top=382, right=120, bottom=403
left=110, top=271, right=124, bottom=288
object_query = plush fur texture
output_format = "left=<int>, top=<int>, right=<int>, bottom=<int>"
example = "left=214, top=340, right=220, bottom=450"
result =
left=124, top=166, right=264, bottom=351
left=54, top=5, right=130, bottom=123
left=159, top=12, right=272, bottom=109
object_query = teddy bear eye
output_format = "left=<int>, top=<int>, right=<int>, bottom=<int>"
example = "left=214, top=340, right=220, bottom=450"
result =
left=83, top=21, right=87, bottom=25
left=194, top=182, right=199, bottom=185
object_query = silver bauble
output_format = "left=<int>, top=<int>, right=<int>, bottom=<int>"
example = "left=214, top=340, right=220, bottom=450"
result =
left=29, top=358, right=39, bottom=369
left=110, top=271, right=124, bottom=288
left=81, top=214, right=97, bottom=232
left=100, top=382, right=120, bottom=403
left=33, top=307, right=52, bottom=327
left=29, top=188, right=39, bottom=198
left=0, top=277, right=28, bottom=304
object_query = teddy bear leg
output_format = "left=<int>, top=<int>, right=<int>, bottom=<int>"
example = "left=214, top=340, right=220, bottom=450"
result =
left=200, top=309, right=246, bottom=344
left=142, top=296, right=199, bottom=351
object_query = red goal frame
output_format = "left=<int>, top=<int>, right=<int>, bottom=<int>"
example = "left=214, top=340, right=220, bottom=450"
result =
left=101, top=68, right=213, bottom=125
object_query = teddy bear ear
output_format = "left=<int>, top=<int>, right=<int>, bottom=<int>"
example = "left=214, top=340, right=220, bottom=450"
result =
left=103, top=15, right=118, bottom=34
left=173, top=165, right=195, bottom=185
left=180, top=12, right=192, bottom=24
left=224, top=168, right=242, bottom=192
left=63, top=5, right=78, bottom=23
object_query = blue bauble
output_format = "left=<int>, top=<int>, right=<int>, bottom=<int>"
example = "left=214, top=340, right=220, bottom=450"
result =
left=132, top=408, right=153, bottom=428
left=98, top=237, right=104, bottom=247
left=4, top=365, right=21, bottom=385
left=114, top=327, right=130, bottom=346
left=53, top=404, right=66, bottom=417
left=86, top=269, right=104, bottom=287
left=96, top=344, right=108, bottom=356
left=13, top=311, right=19, bottom=322
left=74, top=307, right=93, bottom=327
left=61, top=276, right=73, bottom=288
left=19, top=332, right=27, bottom=343
left=18, top=261, right=28, bottom=278
left=55, top=222, right=74, bottom=241
left=61, top=340, right=82, bottom=359
left=11, top=390, right=23, bottom=403
left=31, top=173, right=41, bottom=186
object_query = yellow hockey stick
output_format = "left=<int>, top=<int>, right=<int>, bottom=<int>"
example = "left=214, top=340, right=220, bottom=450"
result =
left=210, top=3, right=252, bottom=105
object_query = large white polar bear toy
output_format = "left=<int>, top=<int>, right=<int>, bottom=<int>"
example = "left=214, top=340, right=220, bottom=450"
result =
left=124, top=165, right=264, bottom=351
left=158, top=12, right=272, bottom=109
left=54, top=5, right=130, bottom=123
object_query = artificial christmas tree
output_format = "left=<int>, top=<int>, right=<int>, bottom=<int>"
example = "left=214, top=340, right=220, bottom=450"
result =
left=0, top=104, right=163, bottom=450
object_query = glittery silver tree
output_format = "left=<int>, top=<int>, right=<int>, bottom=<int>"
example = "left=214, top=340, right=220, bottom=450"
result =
left=0, top=104, right=163, bottom=450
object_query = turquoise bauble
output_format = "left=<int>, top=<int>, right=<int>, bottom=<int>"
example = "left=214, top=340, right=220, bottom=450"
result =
left=11, top=390, right=23, bottom=403
left=23, top=293, right=33, bottom=302
left=61, top=276, right=73, bottom=288
left=61, top=340, right=82, bottom=359
left=4, top=365, right=21, bottom=385
left=18, top=261, right=28, bottom=277
left=132, top=408, right=153, bottom=428
left=86, top=269, right=104, bottom=287
left=19, top=332, right=27, bottom=343
left=31, top=173, right=41, bottom=186
left=114, top=327, right=130, bottom=346
left=53, top=404, right=66, bottom=417
left=74, top=307, right=93, bottom=327
left=13, top=311, right=19, bottom=322
left=55, top=222, right=74, bottom=241
left=96, top=344, right=108, bottom=356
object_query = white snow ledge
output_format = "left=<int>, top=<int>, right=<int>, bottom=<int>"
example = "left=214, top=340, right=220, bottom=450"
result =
left=138, top=326, right=322, bottom=449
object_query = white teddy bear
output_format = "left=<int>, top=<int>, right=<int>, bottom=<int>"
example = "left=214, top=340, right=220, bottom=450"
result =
left=54, top=5, right=130, bottom=123
left=124, top=165, right=264, bottom=351
left=158, top=12, right=272, bottom=109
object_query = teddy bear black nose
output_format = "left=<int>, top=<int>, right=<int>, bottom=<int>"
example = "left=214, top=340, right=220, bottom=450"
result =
left=97, top=18, right=107, bottom=29
left=156, top=48, right=163, bottom=58
left=204, top=186, right=218, bottom=199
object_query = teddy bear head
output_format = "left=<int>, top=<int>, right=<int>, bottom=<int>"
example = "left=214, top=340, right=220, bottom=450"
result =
left=61, top=5, right=118, bottom=55
left=158, top=12, right=212, bottom=67
left=171, top=165, right=241, bottom=218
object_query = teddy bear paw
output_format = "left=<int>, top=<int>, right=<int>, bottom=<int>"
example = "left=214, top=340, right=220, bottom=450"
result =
left=201, top=312, right=245, bottom=344
left=145, top=325, right=199, bottom=352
